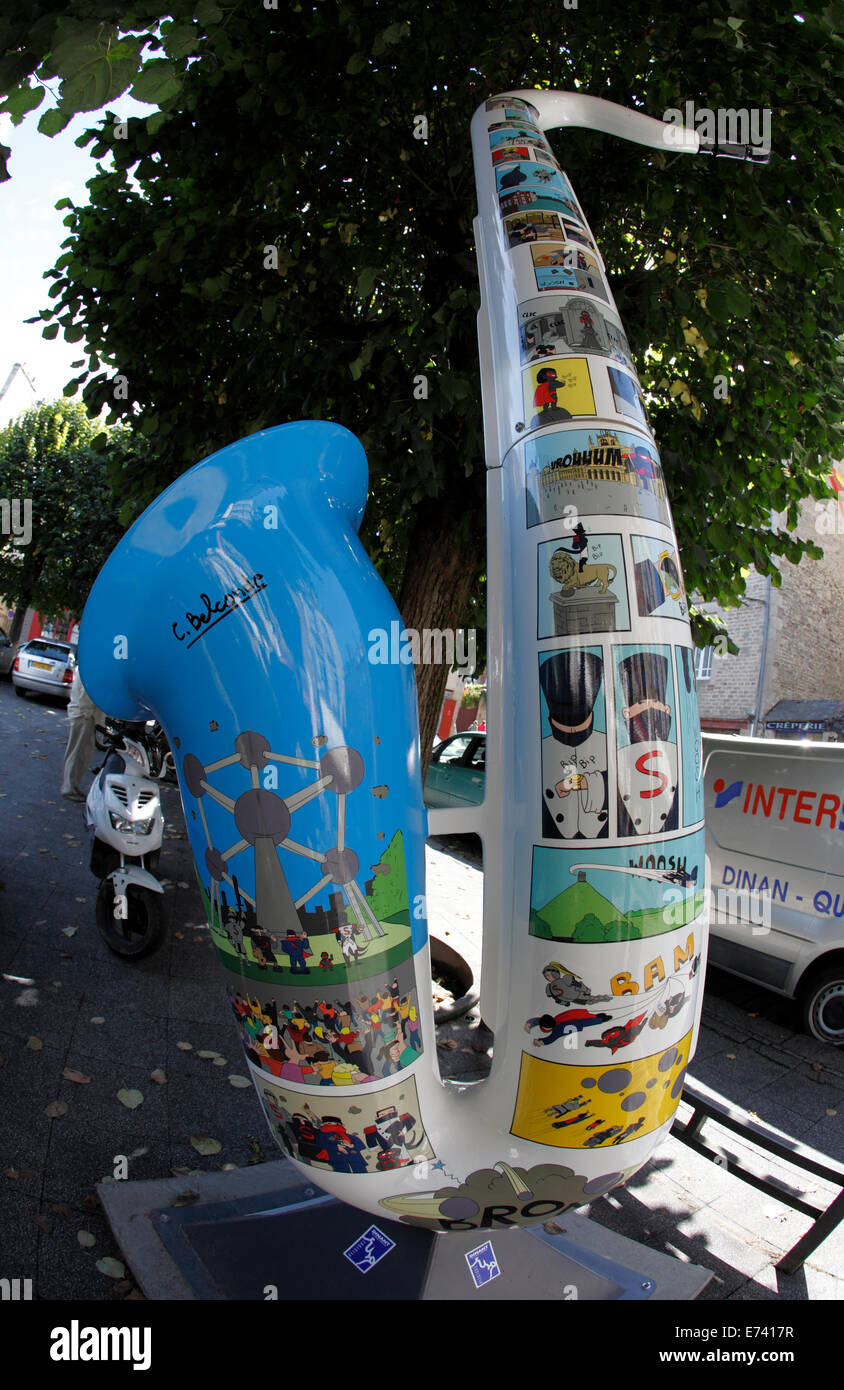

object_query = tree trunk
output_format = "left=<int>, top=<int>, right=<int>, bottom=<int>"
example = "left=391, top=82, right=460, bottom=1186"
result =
left=8, top=589, right=33, bottom=647
left=398, top=494, right=478, bottom=780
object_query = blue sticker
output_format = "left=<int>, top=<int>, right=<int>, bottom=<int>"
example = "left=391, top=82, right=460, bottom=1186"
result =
left=465, top=1240, right=501, bottom=1288
left=344, top=1225, right=396, bottom=1273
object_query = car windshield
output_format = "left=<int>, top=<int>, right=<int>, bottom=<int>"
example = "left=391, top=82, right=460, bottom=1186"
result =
left=25, top=640, right=72, bottom=662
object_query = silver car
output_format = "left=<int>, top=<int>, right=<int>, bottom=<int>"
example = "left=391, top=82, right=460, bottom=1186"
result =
left=12, top=637, right=76, bottom=700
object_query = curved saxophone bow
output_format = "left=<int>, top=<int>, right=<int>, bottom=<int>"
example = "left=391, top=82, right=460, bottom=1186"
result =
left=79, top=92, right=763, bottom=1233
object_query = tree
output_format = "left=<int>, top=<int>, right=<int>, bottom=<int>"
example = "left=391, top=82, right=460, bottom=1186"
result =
left=0, top=400, right=145, bottom=644
left=3, top=2, right=843, bottom=763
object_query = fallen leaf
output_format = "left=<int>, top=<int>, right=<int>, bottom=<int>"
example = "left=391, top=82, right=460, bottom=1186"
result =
left=197, top=1050, right=222, bottom=1059
left=77, top=1230, right=96, bottom=1248
left=26, top=1036, right=44, bottom=1050
left=437, top=1039, right=458, bottom=1051
left=83, top=1195, right=99, bottom=1211
left=96, top=1257, right=126, bottom=1279
left=51, top=1203, right=72, bottom=1220
left=124, top=1289, right=145, bottom=1300
left=113, top=1279, right=133, bottom=1295
left=90, top=1017, right=105, bottom=1025
left=212, top=1057, right=227, bottom=1067
left=228, top=1075, right=251, bottom=1088
left=116, top=1089, right=144, bottom=1110
left=4, top=1168, right=20, bottom=1180
left=221, top=1163, right=238, bottom=1171
left=827, top=1108, right=838, bottom=1117
left=171, top=1190, right=200, bottom=1207
left=44, top=1100, right=68, bottom=1118
left=34, top=1214, right=52, bottom=1234
left=176, top=1041, right=192, bottom=1051
left=61, top=927, right=77, bottom=937
left=190, top=1136, right=222, bottom=1155
left=62, top=1068, right=91, bottom=1085
left=149, top=1069, right=167, bottom=1086
left=171, top=1166, right=191, bottom=1176
left=725, top=1053, right=736, bottom=1060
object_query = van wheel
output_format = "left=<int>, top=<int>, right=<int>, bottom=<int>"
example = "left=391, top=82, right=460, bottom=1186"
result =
left=798, top=967, right=844, bottom=1046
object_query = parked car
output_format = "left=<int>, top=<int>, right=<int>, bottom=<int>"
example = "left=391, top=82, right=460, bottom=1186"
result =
left=12, top=637, right=76, bottom=701
left=424, top=731, right=486, bottom=808
left=703, top=732, right=844, bottom=1047
left=0, top=631, right=17, bottom=677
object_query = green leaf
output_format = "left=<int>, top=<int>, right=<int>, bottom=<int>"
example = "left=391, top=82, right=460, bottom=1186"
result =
left=131, top=60, right=182, bottom=107
left=346, top=53, right=368, bottom=75
left=162, top=21, right=198, bottom=62
left=2, top=82, right=45, bottom=123
left=41, top=324, right=59, bottom=340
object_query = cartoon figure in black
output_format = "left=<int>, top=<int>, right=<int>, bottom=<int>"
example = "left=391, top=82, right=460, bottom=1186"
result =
left=616, top=651, right=679, bottom=836
left=585, top=1012, right=648, bottom=1054
left=540, top=650, right=608, bottom=839
left=532, top=367, right=573, bottom=426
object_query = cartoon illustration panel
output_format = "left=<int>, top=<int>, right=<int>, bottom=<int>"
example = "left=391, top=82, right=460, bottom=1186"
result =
left=485, top=97, right=540, bottom=119
left=510, top=1031, right=693, bottom=1149
left=223, top=953, right=423, bottom=1089
left=675, top=645, right=705, bottom=827
left=607, top=364, right=649, bottom=426
left=524, top=427, right=671, bottom=530
left=259, top=1073, right=435, bottom=1176
left=379, top=1160, right=635, bottom=1232
left=519, top=295, right=634, bottom=370
left=538, top=531, right=630, bottom=639
left=199, top=811, right=416, bottom=987
left=523, top=357, right=596, bottom=428
left=524, top=923, right=702, bottom=1060
left=539, top=647, right=609, bottom=841
left=531, top=245, right=607, bottom=298
left=504, top=210, right=566, bottom=249
left=495, top=163, right=583, bottom=218
left=631, top=535, right=688, bottom=621
left=613, top=644, right=679, bottom=837
left=529, top=833, right=706, bottom=944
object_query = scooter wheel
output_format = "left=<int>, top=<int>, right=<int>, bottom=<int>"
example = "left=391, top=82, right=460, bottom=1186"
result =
left=96, top=880, right=164, bottom=959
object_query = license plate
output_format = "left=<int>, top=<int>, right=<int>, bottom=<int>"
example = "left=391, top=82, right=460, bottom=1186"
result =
left=31, top=661, right=52, bottom=671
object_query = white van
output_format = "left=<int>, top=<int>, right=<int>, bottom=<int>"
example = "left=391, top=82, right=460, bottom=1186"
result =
left=703, top=732, right=844, bottom=1046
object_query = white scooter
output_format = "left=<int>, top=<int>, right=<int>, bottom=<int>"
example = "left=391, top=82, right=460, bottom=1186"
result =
left=85, top=720, right=171, bottom=958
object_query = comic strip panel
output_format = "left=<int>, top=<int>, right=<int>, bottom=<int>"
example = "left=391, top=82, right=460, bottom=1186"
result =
left=631, top=535, right=688, bottom=621
left=504, top=210, right=566, bottom=249
left=539, top=647, right=609, bottom=841
left=675, top=645, right=705, bottom=827
left=495, top=162, right=583, bottom=217
left=259, top=1073, right=435, bottom=1175
left=205, top=825, right=416, bottom=988
left=523, top=358, right=596, bottom=428
left=531, top=244, right=607, bottom=298
left=519, top=295, right=634, bottom=370
left=529, top=833, right=706, bottom=943
left=524, top=427, right=671, bottom=529
left=538, top=531, right=630, bottom=639
left=510, top=1031, right=693, bottom=1150
left=613, top=644, right=680, bottom=837
left=522, top=922, right=702, bottom=1062
left=223, top=954, right=423, bottom=1089
left=485, top=97, right=540, bottom=120
left=607, top=364, right=649, bottom=427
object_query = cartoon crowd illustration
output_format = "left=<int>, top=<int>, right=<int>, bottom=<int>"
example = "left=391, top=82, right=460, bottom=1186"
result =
left=228, top=974, right=422, bottom=1088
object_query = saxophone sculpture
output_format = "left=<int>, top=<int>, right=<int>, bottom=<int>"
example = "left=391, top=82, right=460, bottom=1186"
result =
left=79, top=92, right=761, bottom=1233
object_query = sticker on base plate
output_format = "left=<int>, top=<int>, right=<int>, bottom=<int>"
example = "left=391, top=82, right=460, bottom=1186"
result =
left=466, top=1240, right=501, bottom=1288
left=343, top=1224, right=396, bottom=1273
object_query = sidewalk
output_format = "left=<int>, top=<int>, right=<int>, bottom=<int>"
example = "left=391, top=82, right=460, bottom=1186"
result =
left=1, top=680, right=842, bottom=1301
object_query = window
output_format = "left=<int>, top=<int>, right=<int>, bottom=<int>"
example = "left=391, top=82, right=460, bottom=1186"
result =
left=695, top=646, right=713, bottom=680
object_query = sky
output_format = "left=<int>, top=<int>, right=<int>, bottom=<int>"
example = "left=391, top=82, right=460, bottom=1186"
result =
left=0, top=96, right=150, bottom=409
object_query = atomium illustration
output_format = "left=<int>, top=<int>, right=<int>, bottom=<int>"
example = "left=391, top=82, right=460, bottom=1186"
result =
left=182, top=730, right=385, bottom=950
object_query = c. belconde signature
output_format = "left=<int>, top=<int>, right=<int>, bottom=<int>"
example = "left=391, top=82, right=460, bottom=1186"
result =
left=172, top=573, right=267, bottom=644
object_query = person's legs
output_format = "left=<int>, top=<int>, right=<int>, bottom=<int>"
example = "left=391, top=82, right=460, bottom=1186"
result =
left=61, top=715, right=96, bottom=798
